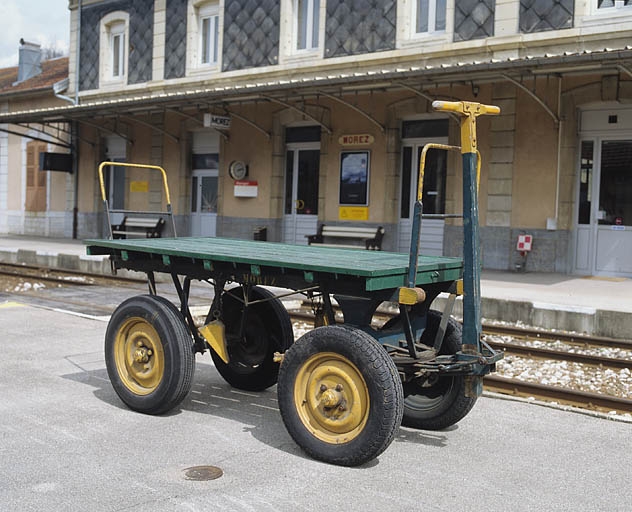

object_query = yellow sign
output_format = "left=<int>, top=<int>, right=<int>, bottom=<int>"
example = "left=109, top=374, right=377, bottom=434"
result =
left=339, top=207, right=369, bottom=221
left=130, top=181, right=149, bottom=193
left=338, top=134, right=374, bottom=146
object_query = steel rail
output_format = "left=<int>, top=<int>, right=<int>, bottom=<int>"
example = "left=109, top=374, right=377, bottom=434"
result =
left=482, top=323, right=632, bottom=350
left=0, top=267, right=95, bottom=286
left=484, top=375, right=632, bottom=414
left=0, top=262, right=146, bottom=284
left=486, top=340, right=632, bottom=369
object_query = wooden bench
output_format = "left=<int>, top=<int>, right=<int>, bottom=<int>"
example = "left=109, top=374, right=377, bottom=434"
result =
left=307, top=225, right=385, bottom=250
left=112, top=216, right=165, bottom=239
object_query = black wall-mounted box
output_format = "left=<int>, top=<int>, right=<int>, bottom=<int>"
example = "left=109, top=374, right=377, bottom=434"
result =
left=39, top=152, right=73, bottom=173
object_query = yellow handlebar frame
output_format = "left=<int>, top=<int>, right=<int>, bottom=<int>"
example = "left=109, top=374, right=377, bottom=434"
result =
left=97, top=161, right=172, bottom=205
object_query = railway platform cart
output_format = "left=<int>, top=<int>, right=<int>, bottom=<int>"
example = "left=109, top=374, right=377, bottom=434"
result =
left=86, top=100, right=503, bottom=466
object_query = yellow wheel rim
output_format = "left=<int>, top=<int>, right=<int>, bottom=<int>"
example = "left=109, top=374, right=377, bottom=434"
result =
left=113, top=317, right=165, bottom=396
left=294, top=352, right=369, bottom=444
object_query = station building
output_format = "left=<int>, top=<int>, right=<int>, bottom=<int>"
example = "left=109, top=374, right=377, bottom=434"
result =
left=0, top=0, right=631, bottom=277
left=0, top=45, right=70, bottom=236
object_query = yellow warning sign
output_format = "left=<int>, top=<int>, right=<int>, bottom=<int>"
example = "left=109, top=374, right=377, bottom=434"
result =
left=130, top=181, right=149, bottom=193
left=339, top=207, right=369, bottom=221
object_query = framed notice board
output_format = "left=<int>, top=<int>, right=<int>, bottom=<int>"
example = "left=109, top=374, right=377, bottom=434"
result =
left=339, top=151, right=370, bottom=205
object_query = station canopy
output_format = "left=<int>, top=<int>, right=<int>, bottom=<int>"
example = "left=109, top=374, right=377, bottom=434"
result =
left=1, top=46, right=631, bottom=149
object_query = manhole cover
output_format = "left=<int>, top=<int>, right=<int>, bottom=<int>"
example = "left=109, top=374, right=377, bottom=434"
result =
left=183, top=465, right=223, bottom=481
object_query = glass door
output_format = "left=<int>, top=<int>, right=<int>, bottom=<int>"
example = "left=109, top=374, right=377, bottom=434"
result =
left=283, top=144, right=320, bottom=244
left=594, top=139, right=632, bottom=275
left=574, top=138, right=632, bottom=276
left=191, top=168, right=218, bottom=237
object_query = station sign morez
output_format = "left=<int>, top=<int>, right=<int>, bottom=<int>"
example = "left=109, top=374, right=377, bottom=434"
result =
left=338, top=134, right=374, bottom=146
left=204, top=113, right=231, bottom=130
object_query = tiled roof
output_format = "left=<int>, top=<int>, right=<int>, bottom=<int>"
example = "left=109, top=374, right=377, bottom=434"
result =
left=0, top=57, right=68, bottom=96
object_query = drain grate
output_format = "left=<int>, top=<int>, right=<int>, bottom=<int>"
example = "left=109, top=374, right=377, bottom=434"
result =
left=183, top=465, right=223, bottom=481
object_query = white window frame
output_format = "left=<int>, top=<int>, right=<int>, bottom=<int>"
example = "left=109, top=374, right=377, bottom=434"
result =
left=111, top=23, right=126, bottom=78
left=186, top=0, right=222, bottom=75
left=396, top=0, right=451, bottom=49
left=99, top=12, right=129, bottom=86
left=199, top=3, right=219, bottom=66
left=596, top=0, right=631, bottom=10
left=578, top=0, right=632, bottom=27
left=280, top=0, right=324, bottom=62
left=414, top=0, right=447, bottom=35
left=294, top=0, right=320, bottom=52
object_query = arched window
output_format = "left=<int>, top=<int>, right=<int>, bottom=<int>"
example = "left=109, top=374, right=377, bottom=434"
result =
left=99, top=11, right=129, bottom=85
left=187, top=1, right=221, bottom=73
left=199, top=3, right=219, bottom=65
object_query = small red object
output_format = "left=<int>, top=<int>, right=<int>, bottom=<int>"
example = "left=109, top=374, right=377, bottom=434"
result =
left=516, top=234, right=532, bottom=252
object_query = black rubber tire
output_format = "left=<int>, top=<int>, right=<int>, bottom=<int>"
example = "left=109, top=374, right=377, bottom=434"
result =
left=105, top=294, right=195, bottom=415
left=211, top=286, right=294, bottom=391
left=383, top=309, right=476, bottom=430
left=277, top=325, right=404, bottom=467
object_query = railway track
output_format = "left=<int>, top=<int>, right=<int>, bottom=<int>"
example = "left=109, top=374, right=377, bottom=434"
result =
left=0, top=262, right=209, bottom=316
left=483, top=322, right=632, bottom=352
left=484, top=376, right=632, bottom=414
left=0, top=261, right=145, bottom=286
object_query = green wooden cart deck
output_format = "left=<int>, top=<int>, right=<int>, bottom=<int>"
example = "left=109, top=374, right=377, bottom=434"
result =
left=85, top=237, right=463, bottom=292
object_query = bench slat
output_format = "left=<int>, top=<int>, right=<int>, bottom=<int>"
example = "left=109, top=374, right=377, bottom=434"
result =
left=321, top=226, right=376, bottom=234
left=315, top=243, right=365, bottom=249
left=322, top=230, right=376, bottom=238
left=112, top=231, right=156, bottom=236
left=124, top=218, right=162, bottom=227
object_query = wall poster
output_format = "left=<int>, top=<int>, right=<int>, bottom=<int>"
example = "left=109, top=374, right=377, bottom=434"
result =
left=339, top=151, right=370, bottom=205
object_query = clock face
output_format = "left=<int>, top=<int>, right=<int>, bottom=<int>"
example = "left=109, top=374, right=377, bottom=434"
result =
left=228, top=160, right=247, bottom=180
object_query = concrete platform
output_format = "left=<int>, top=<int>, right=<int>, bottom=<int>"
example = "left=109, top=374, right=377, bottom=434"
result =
left=0, top=302, right=630, bottom=511
left=1, top=234, right=631, bottom=339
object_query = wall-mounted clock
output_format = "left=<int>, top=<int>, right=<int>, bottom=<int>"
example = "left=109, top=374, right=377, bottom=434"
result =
left=228, top=160, right=248, bottom=180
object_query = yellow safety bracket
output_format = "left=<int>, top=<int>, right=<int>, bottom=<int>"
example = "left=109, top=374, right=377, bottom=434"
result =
left=199, top=320, right=230, bottom=363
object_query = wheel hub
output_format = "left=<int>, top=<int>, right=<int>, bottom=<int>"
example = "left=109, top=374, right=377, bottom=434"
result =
left=294, top=352, right=369, bottom=444
left=133, top=343, right=153, bottom=364
left=114, top=318, right=165, bottom=396
left=318, top=384, right=347, bottom=416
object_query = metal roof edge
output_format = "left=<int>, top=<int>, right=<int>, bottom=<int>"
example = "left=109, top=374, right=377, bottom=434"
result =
left=0, top=47, right=631, bottom=124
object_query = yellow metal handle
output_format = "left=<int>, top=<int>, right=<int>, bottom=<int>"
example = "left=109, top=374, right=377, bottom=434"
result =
left=418, top=143, right=461, bottom=202
left=432, top=100, right=500, bottom=116
left=97, top=161, right=172, bottom=205
left=417, top=144, right=483, bottom=201
left=296, top=199, right=305, bottom=211
left=432, top=100, right=501, bottom=154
